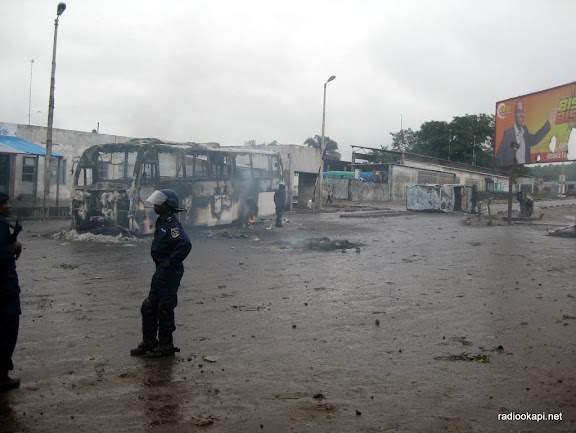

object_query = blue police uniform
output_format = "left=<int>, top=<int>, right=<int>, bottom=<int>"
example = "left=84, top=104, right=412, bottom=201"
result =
left=0, top=216, right=21, bottom=374
left=141, top=214, right=191, bottom=351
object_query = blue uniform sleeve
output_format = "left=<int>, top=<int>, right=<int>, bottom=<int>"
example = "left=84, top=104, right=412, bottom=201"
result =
left=168, top=221, right=192, bottom=264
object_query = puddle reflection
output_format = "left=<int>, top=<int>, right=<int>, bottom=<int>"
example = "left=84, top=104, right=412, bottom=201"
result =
left=0, top=395, right=21, bottom=432
left=141, top=358, right=183, bottom=430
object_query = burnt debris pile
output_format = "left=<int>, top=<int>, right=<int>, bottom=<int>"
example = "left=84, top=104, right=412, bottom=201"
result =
left=278, top=237, right=360, bottom=251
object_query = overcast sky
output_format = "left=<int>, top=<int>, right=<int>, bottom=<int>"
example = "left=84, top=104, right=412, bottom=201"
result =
left=2, top=0, right=575, bottom=160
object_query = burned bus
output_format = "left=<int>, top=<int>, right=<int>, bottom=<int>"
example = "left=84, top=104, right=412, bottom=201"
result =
left=71, top=138, right=283, bottom=235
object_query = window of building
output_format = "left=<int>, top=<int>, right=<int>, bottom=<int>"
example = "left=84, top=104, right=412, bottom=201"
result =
left=50, top=158, right=67, bottom=184
left=22, top=157, right=36, bottom=182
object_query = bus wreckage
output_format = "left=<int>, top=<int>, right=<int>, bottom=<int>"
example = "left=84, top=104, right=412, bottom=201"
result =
left=71, top=139, right=283, bottom=235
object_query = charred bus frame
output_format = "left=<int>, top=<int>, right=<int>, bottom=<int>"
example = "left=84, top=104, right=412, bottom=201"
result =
left=71, top=139, right=283, bottom=234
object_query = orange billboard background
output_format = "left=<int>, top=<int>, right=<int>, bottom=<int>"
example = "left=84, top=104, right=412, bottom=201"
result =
left=494, top=81, right=576, bottom=167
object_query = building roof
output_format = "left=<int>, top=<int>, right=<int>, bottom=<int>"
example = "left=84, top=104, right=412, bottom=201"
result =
left=0, top=135, right=62, bottom=157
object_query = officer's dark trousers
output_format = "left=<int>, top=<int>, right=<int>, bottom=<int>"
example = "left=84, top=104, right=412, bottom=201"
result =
left=141, top=264, right=184, bottom=346
left=0, top=313, right=19, bottom=372
left=275, top=207, right=284, bottom=227
left=1, top=267, right=21, bottom=373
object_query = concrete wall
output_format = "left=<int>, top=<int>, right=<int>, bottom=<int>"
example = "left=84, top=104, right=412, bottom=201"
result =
left=326, top=179, right=389, bottom=202
left=349, top=180, right=389, bottom=201
left=390, top=165, right=417, bottom=200
left=257, top=144, right=321, bottom=174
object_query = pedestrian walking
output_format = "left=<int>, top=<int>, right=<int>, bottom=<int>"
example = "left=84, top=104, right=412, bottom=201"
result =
left=130, top=189, right=192, bottom=358
left=326, top=185, right=333, bottom=204
left=0, top=193, right=23, bottom=390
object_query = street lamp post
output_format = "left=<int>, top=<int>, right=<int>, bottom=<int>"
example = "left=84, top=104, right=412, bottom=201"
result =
left=317, top=75, right=336, bottom=211
left=28, top=59, right=34, bottom=125
left=43, top=2, right=66, bottom=215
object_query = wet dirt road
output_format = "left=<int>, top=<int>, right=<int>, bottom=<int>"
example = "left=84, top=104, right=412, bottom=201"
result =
left=1, top=206, right=575, bottom=433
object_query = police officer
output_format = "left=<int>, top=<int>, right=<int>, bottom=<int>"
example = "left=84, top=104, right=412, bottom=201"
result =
left=274, top=183, right=287, bottom=228
left=131, top=189, right=192, bottom=358
left=0, top=193, right=22, bottom=390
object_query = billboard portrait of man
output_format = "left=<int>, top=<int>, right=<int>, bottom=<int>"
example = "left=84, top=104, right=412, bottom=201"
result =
left=495, top=100, right=556, bottom=166
left=494, top=82, right=576, bottom=167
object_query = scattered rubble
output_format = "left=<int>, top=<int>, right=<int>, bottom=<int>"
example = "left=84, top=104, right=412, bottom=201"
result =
left=547, top=225, right=576, bottom=237
left=189, top=414, right=217, bottom=426
left=53, top=229, right=143, bottom=243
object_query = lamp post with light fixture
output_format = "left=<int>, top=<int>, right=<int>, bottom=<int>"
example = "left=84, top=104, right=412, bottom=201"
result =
left=317, top=75, right=336, bottom=211
left=28, top=59, right=34, bottom=125
left=43, top=2, right=66, bottom=214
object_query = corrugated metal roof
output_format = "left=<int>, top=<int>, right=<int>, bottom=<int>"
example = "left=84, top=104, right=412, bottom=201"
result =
left=0, top=135, right=62, bottom=157
left=0, top=143, right=22, bottom=154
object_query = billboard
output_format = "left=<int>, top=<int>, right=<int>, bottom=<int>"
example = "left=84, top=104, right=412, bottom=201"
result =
left=494, top=81, right=576, bottom=167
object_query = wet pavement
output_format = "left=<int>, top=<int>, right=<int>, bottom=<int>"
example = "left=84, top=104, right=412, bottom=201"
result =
left=1, top=204, right=575, bottom=432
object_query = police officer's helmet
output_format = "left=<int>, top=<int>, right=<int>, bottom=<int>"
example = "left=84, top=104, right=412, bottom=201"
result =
left=146, top=189, right=186, bottom=213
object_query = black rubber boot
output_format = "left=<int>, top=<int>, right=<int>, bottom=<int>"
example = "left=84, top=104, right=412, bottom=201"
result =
left=130, top=339, right=158, bottom=356
left=0, top=371, right=20, bottom=391
left=146, top=344, right=178, bottom=358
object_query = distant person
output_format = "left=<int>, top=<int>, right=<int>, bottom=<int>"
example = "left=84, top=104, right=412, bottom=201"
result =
left=326, top=185, right=333, bottom=204
left=0, top=193, right=23, bottom=390
left=517, top=191, right=534, bottom=218
left=496, top=99, right=557, bottom=166
left=274, top=183, right=287, bottom=228
left=130, top=189, right=192, bottom=358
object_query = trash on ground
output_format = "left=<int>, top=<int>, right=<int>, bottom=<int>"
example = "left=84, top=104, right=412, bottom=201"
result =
left=434, top=352, right=490, bottom=363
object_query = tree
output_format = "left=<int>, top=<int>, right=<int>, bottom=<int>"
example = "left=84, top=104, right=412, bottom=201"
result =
left=529, top=162, right=576, bottom=181
left=390, top=128, right=419, bottom=152
left=389, top=114, right=495, bottom=168
left=304, top=135, right=341, bottom=160
left=416, top=121, right=450, bottom=158
left=447, top=114, right=494, bottom=167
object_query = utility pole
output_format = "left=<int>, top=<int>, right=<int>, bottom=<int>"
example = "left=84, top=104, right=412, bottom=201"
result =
left=43, top=3, right=66, bottom=215
left=317, top=75, right=336, bottom=211
left=28, top=59, right=34, bottom=125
